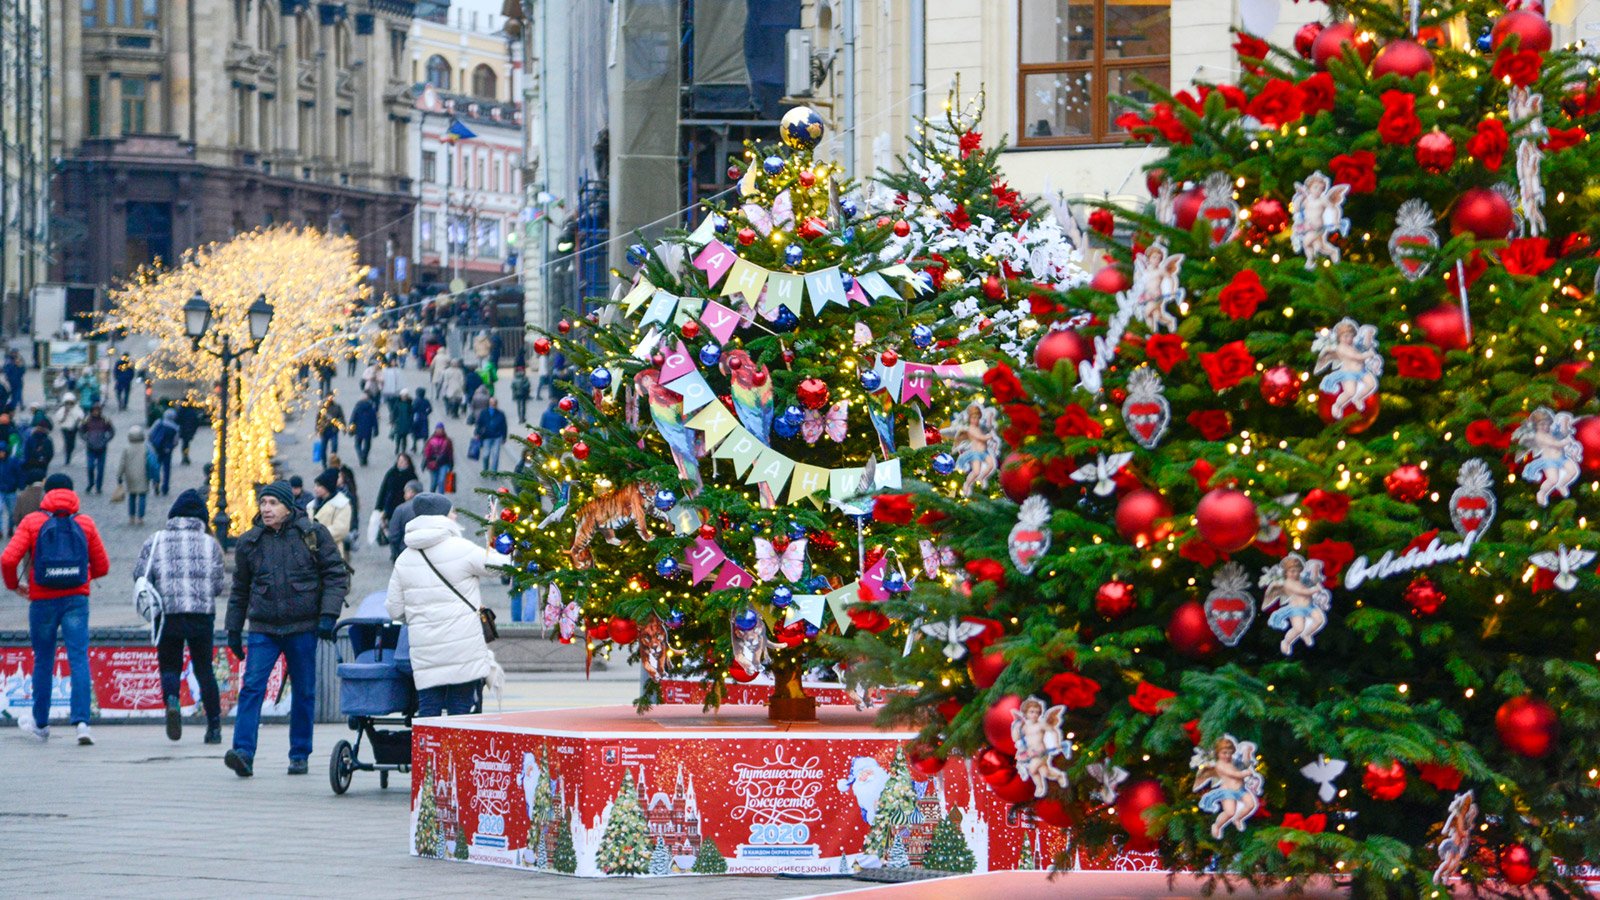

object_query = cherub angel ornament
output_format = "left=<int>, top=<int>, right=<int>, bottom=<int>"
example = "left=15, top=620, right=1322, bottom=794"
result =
left=1313, top=318, right=1383, bottom=422
left=1010, top=696, right=1071, bottom=798
left=1290, top=170, right=1351, bottom=269
left=943, top=401, right=1002, bottom=497
left=1129, top=241, right=1186, bottom=333
left=1513, top=407, right=1582, bottom=506
left=1190, top=735, right=1264, bottom=838
left=1261, top=553, right=1333, bottom=656
left=1432, top=790, right=1478, bottom=884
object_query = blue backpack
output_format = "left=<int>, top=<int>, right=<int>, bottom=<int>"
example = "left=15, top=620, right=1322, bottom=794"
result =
left=33, top=511, right=89, bottom=589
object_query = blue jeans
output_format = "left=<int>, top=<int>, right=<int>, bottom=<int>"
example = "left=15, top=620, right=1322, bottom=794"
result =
left=319, top=430, right=338, bottom=462
left=29, top=595, right=91, bottom=726
left=155, top=451, right=173, bottom=495
left=430, top=464, right=452, bottom=492
left=85, top=449, right=107, bottom=492
left=0, top=491, right=14, bottom=535
left=127, top=492, right=146, bottom=519
left=231, top=630, right=319, bottom=762
left=416, top=681, right=480, bottom=717
left=479, top=437, right=503, bottom=473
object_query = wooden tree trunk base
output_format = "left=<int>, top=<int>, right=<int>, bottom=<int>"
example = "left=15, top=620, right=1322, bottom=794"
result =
left=767, top=695, right=818, bottom=722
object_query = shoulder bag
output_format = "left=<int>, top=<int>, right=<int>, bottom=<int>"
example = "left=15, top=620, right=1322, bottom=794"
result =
left=418, top=549, right=498, bottom=644
left=133, top=533, right=167, bottom=645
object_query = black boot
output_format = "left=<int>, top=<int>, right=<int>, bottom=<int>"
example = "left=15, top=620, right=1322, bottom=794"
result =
left=204, top=720, right=222, bottom=744
left=164, top=695, right=182, bottom=741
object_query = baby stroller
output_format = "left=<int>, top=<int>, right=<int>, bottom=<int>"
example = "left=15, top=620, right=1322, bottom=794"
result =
left=329, top=591, right=415, bottom=795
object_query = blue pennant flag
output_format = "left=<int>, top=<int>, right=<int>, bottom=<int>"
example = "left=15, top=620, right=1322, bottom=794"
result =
left=443, top=118, right=477, bottom=143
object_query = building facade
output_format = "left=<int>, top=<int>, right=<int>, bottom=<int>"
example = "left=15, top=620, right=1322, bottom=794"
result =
left=408, top=3, right=519, bottom=291
left=50, top=0, right=419, bottom=293
left=1, top=0, right=49, bottom=330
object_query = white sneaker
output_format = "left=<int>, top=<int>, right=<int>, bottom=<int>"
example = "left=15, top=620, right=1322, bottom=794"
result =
left=76, top=723, right=93, bottom=745
left=16, top=709, right=48, bottom=742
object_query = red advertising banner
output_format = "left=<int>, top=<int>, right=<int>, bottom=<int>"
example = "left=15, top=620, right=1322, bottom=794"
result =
left=0, top=644, right=288, bottom=721
left=408, top=705, right=1165, bottom=878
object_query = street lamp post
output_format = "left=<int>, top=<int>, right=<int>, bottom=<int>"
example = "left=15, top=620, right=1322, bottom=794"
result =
left=184, top=290, right=274, bottom=544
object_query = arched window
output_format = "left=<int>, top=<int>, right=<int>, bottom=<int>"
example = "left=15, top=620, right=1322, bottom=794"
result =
left=258, top=0, right=277, bottom=49
left=426, top=55, right=451, bottom=90
left=471, top=64, right=497, bottom=101
left=297, top=13, right=314, bottom=57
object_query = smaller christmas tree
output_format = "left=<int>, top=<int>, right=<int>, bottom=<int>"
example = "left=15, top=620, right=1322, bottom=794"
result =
left=596, top=771, right=652, bottom=875
left=552, top=817, right=578, bottom=874
left=691, top=838, right=728, bottom=874
left=887, top=834, right=911, bottom=869
left=453, top=823, right=470, bottom=860
left=864, top=749, right=916, bottom=858
left=649, top=836, right=671, bottom=875
left=1016, top=839, right=1036, bottom=872
left=414, top=768, right=441, bottom=858
left=922, top=816, right=976, bottom=873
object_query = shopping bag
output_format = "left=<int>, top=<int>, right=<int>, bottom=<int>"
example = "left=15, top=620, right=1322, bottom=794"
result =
left=312, top=441, right=324, bottom=464
left=467, top=437, right=482, bottom=461
left=366, top=510, right=384, bottom=547
left=443, top=471, right=457, bottom=493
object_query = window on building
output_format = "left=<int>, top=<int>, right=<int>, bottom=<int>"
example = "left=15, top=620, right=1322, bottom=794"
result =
left=426, top=55, right=451, bottom=91
left=420, top=212, right=436, bottom=251
left=337, top=110, right=351, bottom=162
left=447, top=214, right=471, bottom=254
left=471, top=64, right=497, bottom=101
left=490, top=155, right=500, bottom=193
left=86, top=77, right=102, bottom=137
left=475, top=155, right=484, bottom=191
left=120, top=77, right=148, bottom=134
left=390, top=30, right=407, bottom=78
left=234, top=0, right=248, bottom=40
left=235, top=87, right=251, bottom=146
left=422, top=150, right=437, bottom=183
left=299, top=102, right=314, bottom=159
left=141, top=0, right=157, bottom=28
left=81, top=0, right=95, bottom=28
left=476, top=218, right=500, bottom=259
left=1017, top=0, right=1170, bottom=146
left=259, top=2, right=277, bottom=47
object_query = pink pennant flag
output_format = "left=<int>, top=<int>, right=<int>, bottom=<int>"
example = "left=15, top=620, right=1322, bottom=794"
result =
left=700, top=300, right=742, bottom=345
left=901, top=363, right=934, bottom=406
left=686, top=538, right=727, bottom=584
left=692, top=239, right=737, bottom=287
left=847, top=279, right=870, bottom=306
left=659, top=340, right=696, bottom=384
left=859, top=557, right=889, bottom=601
left=712, top=560, right=754, bottom=592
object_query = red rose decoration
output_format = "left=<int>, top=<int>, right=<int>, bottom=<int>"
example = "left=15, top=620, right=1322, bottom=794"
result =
left=1467, top=418, right=1512, bottom=449
left=1043, top=672, right=1101, bottom=710
left=958, top=130, right=983, bottom=158
left=947, top=205, right=972, bottom=232
left=1198, top=340, right=1257, bottom=392
left=1492, top=48, right=1542, bottom=87
left=1468, top=118, right=1510, bottom=171
left=1042, top=456, right=1076, bottom=487
left=965, top=558, right=1006, bottom=587
left=1128, top=681, right=1176, bottom=716
left=1234, top=32, right=1271, bottom=63
left=1418, top=762, right=1463, bottom=792
left=1145, top=334, right=1189, bottom=373
left=1329, top=150, right=1377, bottom=194
left=1544, top=125, right=1586, bottom=152
left=1297, top=72, right=1336, bottom=115
left=871, top=493, right=915, bottom=525
left=1188, top=459, right=1216, bottom=490
left=992, top=180, right=1019, bottom=207
left=1218, top=269, right=1267, bottom=320
left=1392, top=344, right=1443, bottom=380
left=1500, top=237, right=1555, bottom=276
left=982, top=362, right=1026, bottom=403
left=1179, top=537, right=1223, bottom=567
left=1054, top=404, right=1104, bottom=440
left=1303, top=488, right=1351, bottom=523
left=1216, top=84, right=1248, bottom=111
left=1377, top=90, right=1421, bottom=145
left=1116, top=111, right=1151, bottom=139
left=1002, top=404, right=1042, bottom=448
left=1278, top=813, right=1327, bottom=856
left=1307, top=539, right=1356, bottom=587
left=1088, top=208, right=1115, bottom=236
left=1147, top=103, right=1193, bottom=145
left=1187, top=409, right=1233, bottom=441
left=1248, top=79, right=1304, bottom=128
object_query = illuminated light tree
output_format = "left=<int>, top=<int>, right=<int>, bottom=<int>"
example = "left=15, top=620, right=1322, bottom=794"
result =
left=597, top=771, right=652, bottom=875
left=102, top=226, right=380, bottom=535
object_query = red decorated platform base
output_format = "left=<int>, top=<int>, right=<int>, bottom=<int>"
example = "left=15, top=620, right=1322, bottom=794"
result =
left=408, top=704, right=1165, bottom=878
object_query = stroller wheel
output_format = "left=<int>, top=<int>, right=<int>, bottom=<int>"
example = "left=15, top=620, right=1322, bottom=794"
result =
left=380, top=770, right=390, bottom=790
left=330, top=739, right=355, bottom=795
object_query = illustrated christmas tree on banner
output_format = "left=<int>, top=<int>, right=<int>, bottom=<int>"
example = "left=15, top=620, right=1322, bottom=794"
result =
left=553, top=818, right=578, bottom=875
left=691, top=837, right=729, bottom=874
left=864, top=749, right=917, bottom=861
left=507, top=108, right=1012, bottom=718
left=414, top=768, right=442, bottom=858
left=924, top=814, right=977, bottom=873
left=843, top=0, right=1600, bottom=894
left=597, top=771, right=652, bottom=875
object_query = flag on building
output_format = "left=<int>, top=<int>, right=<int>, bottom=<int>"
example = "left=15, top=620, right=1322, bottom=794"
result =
left=442, top=118, right=477, bottom=144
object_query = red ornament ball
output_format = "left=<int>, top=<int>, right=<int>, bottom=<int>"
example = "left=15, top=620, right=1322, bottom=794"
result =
left=1144, top=167, right=1165, bottom=196
left=557, top=396, right=575, bottom=413
left=572, top=441, right=590, bottom=461
left=1116, top=489, right=1173, bottom=548
left=975, top=747, right=1013, bottom=781
left=1117, top=779, right=1168, bottom=851
left=1415, top=129, right=1456, bottom=173
left=1500, top=843, right=1539, bottom=886
left=880, top=349, right=899, bottom=367
left=729, top=660, right=759, bottom=683
left=1371, top=38, right=1434, bottom=79
left=726, top=165, right=743, bottom=182
left=1385, top=465, right=1430, bottom=503
left=892, top=220, right=911, bottom=238
left=556, top=319, right=571, bottom=335
left=1259, top=365, right=1303, bottom=407
left=1294, top=21, right=1325, bottom=58
left=799, top=216, right=828, bottom=240
left=607, top=616, right=639, bottom=645
left=1451, top=187, right=1515, bottom=241
left=527, top=433, right=543, bottom=448
left=1363, top=760, right=1408, bottom=801
left=968, top=648, right=1008, bottom=689
left=1416, top=303, right=1470, bottom=351
left=1312, top=21, right=1375, bottom=70
left=983, top=694, right=1023, bottom=755
left=1492, top=9, right=1553, bottom=53
left=1095, top=580, right=1137, bottom=619
left=907, top=745, right=946, bottom=777
left=588, top=621, right=610, bottom=642
left=798, top=170, right=816, bottom=188
left=1167, top=601, right=1220, bottom=657
left=1557, top=361, right=1595, bottom=408
left=999, top=453, right=1044, bottom=503
left=532, top=336, right=551, bottom=355
left=681, top=320, right=702, bottom=340
left=1034, top=797, right=1077, bottom=828
left=988, top=770, right=1039, bottom=804
left=1404, top=577, right=1446, bottom=615
left=1496, top=695, right=1558, bottom=758
left=751, top=369, right=768, bottom=387
left=1090, top=266, right=1131, bottom=294
left=736, top=227, right=757, bottom=246
left=1576, top=416, right=1600, bottom=472
left=1173, top=186, right=1206, bottom=232
left=1318, top=387, right=1381, bottom=432
left=1034, top=329, right=1091, bottom=376
left=982, top=274, right=1005, bottom=300
left=651, top=352, right=666, bottom=368
left=796, top=377, right=830, bottom=410
left=1249, top=197, right=1288, bottom=236
left=499, top=507, right=519, bottom=523
left=1196, top=489, right=1258, bottom=554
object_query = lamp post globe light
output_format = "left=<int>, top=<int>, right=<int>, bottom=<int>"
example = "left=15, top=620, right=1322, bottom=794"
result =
left=185, top=291, right=274, bottom=544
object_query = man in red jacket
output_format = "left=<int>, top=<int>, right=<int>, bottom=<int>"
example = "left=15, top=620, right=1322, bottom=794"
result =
left=3, top=473, right=110, bottom=744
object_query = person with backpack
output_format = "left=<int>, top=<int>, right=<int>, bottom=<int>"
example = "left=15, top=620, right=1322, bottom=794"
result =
left=146, top=408, right=179, bottom=496
left=117, top=426, right=152, bottom=524
left=4, top=473, right=111, bottom=744
left=409, top=388, right=432, bottom=450
left=308, top=468, right=351, bottom=563
left=224, top=482, right=349, bottom=777
left=3, top=351, right=26, bottom=411
left=422, top=424, right=455, bottom=493
left=349, top=395, right=378, bottom=466
left=390, top=389, right=413, bottom=456
left=510, top=366, right=532, bottom=423
left=135, top=489, right=225, bottom=744
left=80, top=403, right=114, bottom=494
left=20, top=419, right=52, bottom=485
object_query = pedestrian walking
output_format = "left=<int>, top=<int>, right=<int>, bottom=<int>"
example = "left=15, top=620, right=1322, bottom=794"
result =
left=474, top=396, right=508, bottom=473
left=380, top=355, right=403, bottom=420
left=329, top=453, right=360, bottom=546
left=308, top=469, right=352, bottom=562
left=439, top=360, right=465, bottom=418
left=539, top=402, right=567, bottom=434
left=409, top=388, right=432, bottom=448
left=315, top=358, right=336, bottom=397
left=316, top=395, right=344, bottom=463
left=532, top=352, right=551, bottom=400
left=0, top=445, right=22, bottom=534
left=13, top=477, right=43, bottom=527
left=431, top=349, right=454, bottom=399
left=80, top=403, right=114, bottom=494
left=5, top=473, right=110, bottom=744
left=391, top=389, right=413, bottom=456
left=350, top=395, right=378, bottom=466
left=376, top=453, right=416, bottom=524
left=467, top=385, right=490, bottom=426
left=4, top=350, right=26, bottom=409
left=176, top=403, right=202, bottom=466
left=113, top=354, right=136, bottom=410
left=147, top=408, right=180, bottom=496
left=510, top=367, right=531, bottom=423
left=136, top=489, right=225, bottom=744
left=288, top=474, right=311, bottom=512
left=54, top=392, right=84, bottom=466
left=20, top=418, right=52, bottom=485
left=385, top=493, right=503, bottom=717
left=385, top=479, right=423, bottom=561
left=423, top=425, right=455, bottom=493
left=75, top=370, right=101, bottom=412
left=116, top=425, right=152, bottom=524
left=223, top=482, right=349, bottom=777
left=478, top=354, right=499, bottom=399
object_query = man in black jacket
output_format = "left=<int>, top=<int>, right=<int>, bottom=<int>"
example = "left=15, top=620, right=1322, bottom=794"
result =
left=223, top=481, right=349, bottom=777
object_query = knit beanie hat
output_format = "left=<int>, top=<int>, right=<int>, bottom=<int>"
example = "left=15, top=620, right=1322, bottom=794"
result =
left=168, top=489, right=209, bottom=522
left=257, top=481, right=296, bottom=510
left=43, top=473, right=73, bottom=492
left=314, top=468, right=340, bottom=494
left=411, top=492, right=452, bottom=517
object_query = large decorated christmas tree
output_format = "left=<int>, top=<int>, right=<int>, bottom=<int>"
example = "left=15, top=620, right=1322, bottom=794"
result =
left=843, top=0, right=1600, bottom=893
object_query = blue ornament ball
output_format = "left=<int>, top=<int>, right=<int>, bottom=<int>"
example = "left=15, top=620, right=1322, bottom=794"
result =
left=780, top=106, right=826, bottom=150
left=841, top=273, right=856, bottom=292
left=665, top=609, right=686, bottom=629
left=698, top=343, right=723, bottom=367
left=494, top=533, right=514, bottom=554
left=655, top=557, right=680, bottom=578
left=860, top=369, right=882, bottom=391
left=771, top=585, right=794, bottom=609
left=589, top=367, right=612, bottom=390
left=787, top=520, right=808, bottom=541
left=653, top=489, right=677, bottom=511
left=805, top=575, right=830, bottom=593
left=784, top=244, right=804, bottom=266
left=932, top=452, right=956, bottom=475
left=734, top=607, right=760, bottom=630
left=783, top=405, right=805, bottom=427
left=885, top=571, right=909, bottom=594
left=774, top=416, right=801, bottom=440
left=841, top=226, right=856, bottom=244
left=763, top=155, right=784, bottom=176
left=804, top=623, right=820, bottom=638
left=840, top=197, right=858, bottom=219
left=1476, top=29, right=1493, bottom=52
left=523, top=560, right=541, bottom=574
left=712, top=214, right=729, bottom=234
left=912, top=324, right=934, bottom=348
left=774, top=306, right=799, bottom=332
left=626, top=243, right=648, bottom=266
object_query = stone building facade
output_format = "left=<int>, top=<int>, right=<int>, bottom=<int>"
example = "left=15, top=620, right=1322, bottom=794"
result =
left=1, top=0, right=50, bottom=329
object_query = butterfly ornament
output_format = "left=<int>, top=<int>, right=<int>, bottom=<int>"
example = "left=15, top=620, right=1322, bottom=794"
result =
left=542, top=583, right=581, bottom=642
left=754, top=537, right=809, bottom=583
left=802, top=402, right=849, bottom=445
left=1530, top=545, right=1596, bottom=592
left=742, top=190, right=795, bottom=236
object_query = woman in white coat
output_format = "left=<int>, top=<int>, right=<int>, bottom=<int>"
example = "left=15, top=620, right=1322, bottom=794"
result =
left=385, top=493, right=504, bottom=716
left=308, top=468, right=352, bottom=561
